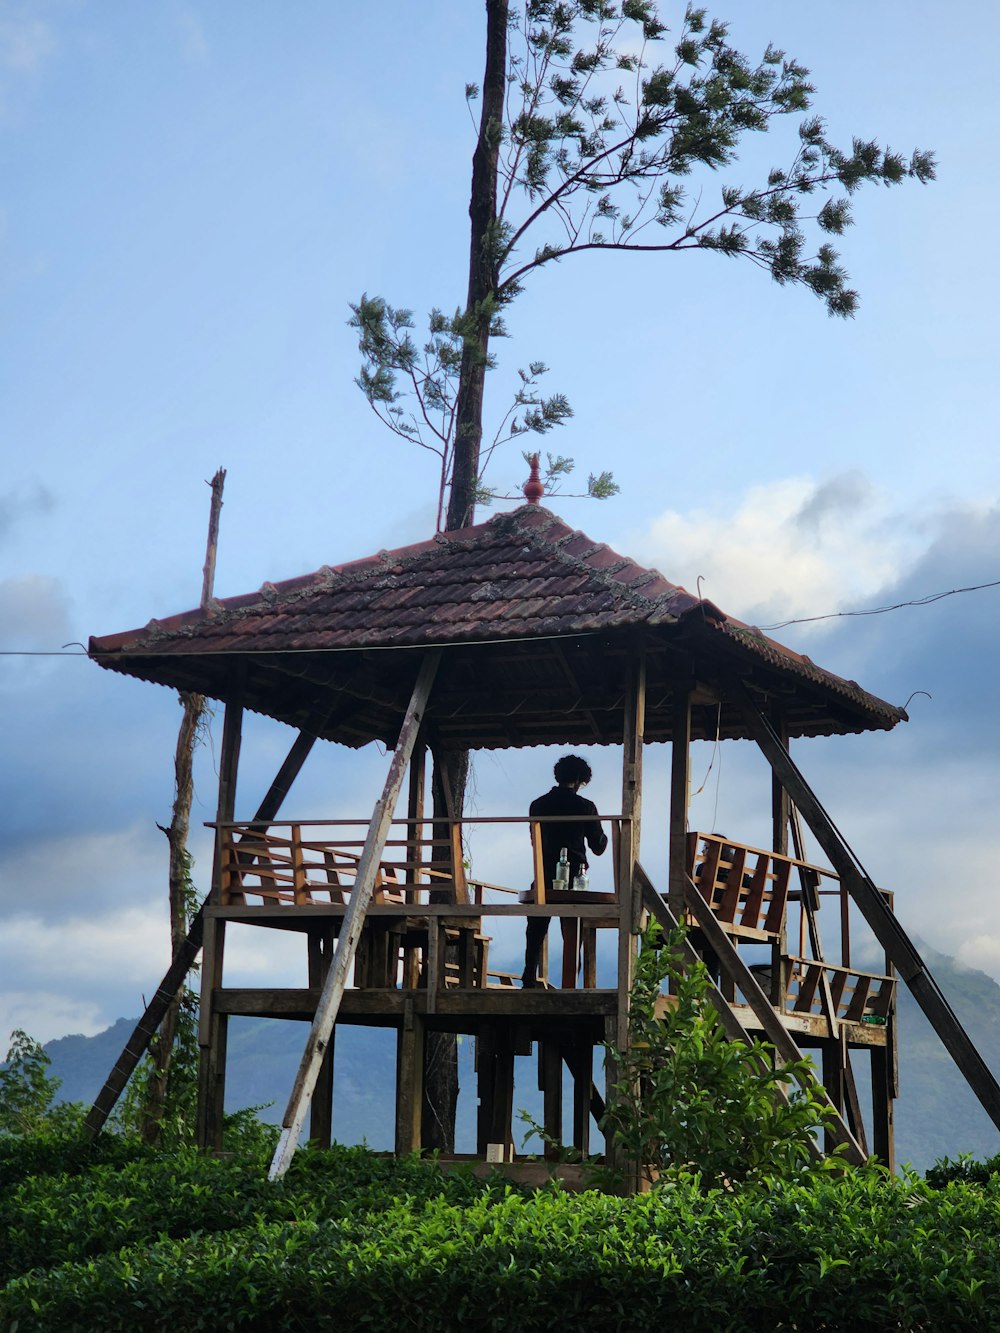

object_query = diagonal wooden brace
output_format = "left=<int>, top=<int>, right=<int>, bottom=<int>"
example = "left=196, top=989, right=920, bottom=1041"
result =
left=268, top=651, right=440, bottom=1180
left=735, top=680, right=1000, bottom=1136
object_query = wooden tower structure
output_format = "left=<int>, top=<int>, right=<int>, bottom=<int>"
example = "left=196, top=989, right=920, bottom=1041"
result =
left=85, top=502, right=1000, bottom=1175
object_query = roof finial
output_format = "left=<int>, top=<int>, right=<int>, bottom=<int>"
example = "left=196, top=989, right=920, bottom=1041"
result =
left=523, top=453, right=544, bottom=505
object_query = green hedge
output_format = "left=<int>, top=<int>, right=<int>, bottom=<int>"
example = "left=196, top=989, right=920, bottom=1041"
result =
left=2, top=1143, right=1000, bottom=1330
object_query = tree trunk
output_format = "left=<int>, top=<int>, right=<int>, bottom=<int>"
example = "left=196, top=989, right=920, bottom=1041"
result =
left=444, top=0, right=507, bottom=532
left=142, top=468, right=226, bottom=1145
left=427, top=1, right=508, bottom=1154
left=141, top=690, right=203, bottom=1144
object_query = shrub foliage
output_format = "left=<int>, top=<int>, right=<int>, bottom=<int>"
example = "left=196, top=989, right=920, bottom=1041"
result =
left=3, top=1140, right=1000, bottom=1330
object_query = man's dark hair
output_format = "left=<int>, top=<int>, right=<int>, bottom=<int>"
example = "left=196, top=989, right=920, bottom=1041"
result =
left=553, top=754, right=592, bottom=787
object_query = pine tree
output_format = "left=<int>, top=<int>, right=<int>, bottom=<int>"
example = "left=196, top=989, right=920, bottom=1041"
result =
left=353, top=0, right=934, bottom=531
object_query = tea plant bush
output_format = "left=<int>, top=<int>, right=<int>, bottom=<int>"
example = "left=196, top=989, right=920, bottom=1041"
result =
left=3, top=1142, right=1000, bottom=1330
left=602, top=923, right=839, bottom=1189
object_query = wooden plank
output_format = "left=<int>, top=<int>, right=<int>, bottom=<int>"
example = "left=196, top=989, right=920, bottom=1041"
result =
left=531, top=821, right=546, bottom=905
left=268, top=651, right=440, bottom=1180
left=762, top=858, right=791, bottom=935
left=738, top=681, right=1000, bottom=1134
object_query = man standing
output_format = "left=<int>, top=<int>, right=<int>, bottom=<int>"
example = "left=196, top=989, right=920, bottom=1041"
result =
left=522, top=755, right=607, bottom=988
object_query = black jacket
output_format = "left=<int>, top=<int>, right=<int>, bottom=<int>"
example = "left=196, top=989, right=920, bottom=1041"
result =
left=529, top=785, right=607, bottom=889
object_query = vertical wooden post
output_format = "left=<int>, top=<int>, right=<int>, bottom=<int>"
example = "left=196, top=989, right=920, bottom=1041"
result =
left=667, top=687, right=691, bottom=919
left=395, top=1000, right=425, bottom=1155
left=541, top=1039, right=562, bottom=1160
left=407, top=741, right=426, bottom=900
left=770, top=711, right=790, bottom=856
left=871, top=1047, right=895, bottom=1170
left=616, top=645, right=645, bottom=1053
left=572, top=1038, right=593, bottom=1157
left=197, top=682, right=243, bottom=1150
left=822, top=1041, right=846, bottom=1156
left=308, top=928, right=335, bottom=1149
left=476, top=1025, right=496, bottom=1157
left=488, top=1028, right=516, bottom=1156
left=872, top=888, right=897, bottom=1169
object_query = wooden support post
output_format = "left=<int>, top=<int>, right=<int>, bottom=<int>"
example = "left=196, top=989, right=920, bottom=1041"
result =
left=407, top=741, right=426, bottom=899
left=737, top=682, right=1000, bottom=1137
left=541, top=1039, right=562, bottom=1160
left=871, top=1046, right=895, bottom=1170
left=822, top=1041, right=845, bottom=1157
left=476, top=1026, right=496, bottom=1157
left=395, top=1000, right=425, bottom=1155
left=572, top=1038, right=593, bottom=1157
left=196, top=914, right=228, bottom=1151
left=616, top=646, right=645, bottom=1051
left=488, top=1029, right=516, bottom=1156
left=269, top=652, right=440, bottom=1180
left=196, top=684, right=243, bottom=1150
left=771, top=711, right=790, bottom=856
left=602, top=1013, right=620, bottom=1172
left=667, top=687, right=691, bottom=919
left=308, top=929, right=335, bottom=1149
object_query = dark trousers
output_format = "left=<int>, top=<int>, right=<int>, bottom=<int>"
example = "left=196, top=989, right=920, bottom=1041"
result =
left=523, top=916, right=549, bottom=982
left=523, top=915, right=580, bottom=986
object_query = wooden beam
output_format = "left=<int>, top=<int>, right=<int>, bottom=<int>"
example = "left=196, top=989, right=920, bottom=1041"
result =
left=770, top=710, right=789, bottom=856
left=616, top=646, right=645, bottom=1051
left=738, top=682, right=1000, bottom=1135
left=196, top=680, right=243, bottom=1151
left=268, top=651, right=440, bottom=1180
left=83, top=727, right=320, bottom=1142
left=308, top=929, right=335, bottom=1148
left=667, top=687, right=691, bottom=918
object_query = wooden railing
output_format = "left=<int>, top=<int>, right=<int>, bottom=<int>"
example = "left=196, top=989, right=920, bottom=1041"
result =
left=687, top=832, right=895, bottom=1029
left=211, top=819, right=894, bottom=1025
left=211, top=816, right=625, bottom=993
left=784, top=958, right=894, bottom=1024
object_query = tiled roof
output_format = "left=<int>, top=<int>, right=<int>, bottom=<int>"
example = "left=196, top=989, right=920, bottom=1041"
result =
left=91, top=505, right=705, bottom=654
left=89, top=504, right=905, bottom=741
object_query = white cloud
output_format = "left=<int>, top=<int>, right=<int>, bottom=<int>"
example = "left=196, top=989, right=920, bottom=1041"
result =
left=0, top=906, right=168, bottom=987
left=0, top=991, right=107, bottom=1046
left=631, top=473, right=922, bottom=629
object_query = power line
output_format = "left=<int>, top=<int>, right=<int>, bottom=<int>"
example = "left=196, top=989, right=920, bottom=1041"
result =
left=758, top=577, right=1000, bottom=631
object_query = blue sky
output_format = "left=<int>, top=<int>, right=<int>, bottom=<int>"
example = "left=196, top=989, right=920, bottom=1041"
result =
left=2, top=1, right=999, bottom=1042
